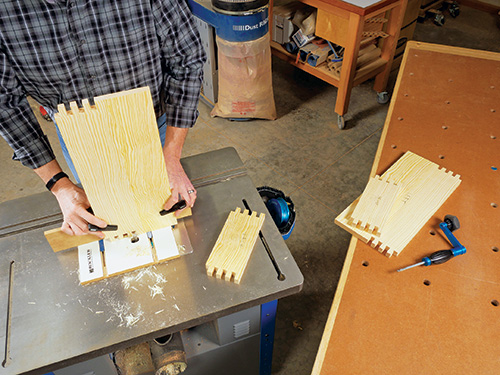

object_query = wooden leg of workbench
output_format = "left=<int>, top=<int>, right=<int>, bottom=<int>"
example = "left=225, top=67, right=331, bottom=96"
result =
left=373, top=0, right=408, bottom=93
left=335, top=13, right=364, bottom=117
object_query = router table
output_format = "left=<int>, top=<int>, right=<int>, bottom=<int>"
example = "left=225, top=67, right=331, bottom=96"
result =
left=0, top=147, right=303, bottom=375
left=312, top=42, right=500, bottom=374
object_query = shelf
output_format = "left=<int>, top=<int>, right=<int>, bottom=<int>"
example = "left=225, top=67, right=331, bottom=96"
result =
left=270, top=41, right=388, bottom=88
left=271, top=41, right=340, bottom=87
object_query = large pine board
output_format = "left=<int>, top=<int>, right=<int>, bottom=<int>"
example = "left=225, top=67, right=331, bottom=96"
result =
left=54, top=87, right=177, bottom=241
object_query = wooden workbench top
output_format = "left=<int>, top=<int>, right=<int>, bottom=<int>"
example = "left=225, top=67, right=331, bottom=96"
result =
left=299, top=0, right=400, bottom=16
left=312, top=41, right=500, bottom=374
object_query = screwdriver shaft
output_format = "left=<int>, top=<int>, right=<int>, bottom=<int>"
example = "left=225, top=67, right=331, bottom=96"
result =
left=397, top=261, right=425, bottom=272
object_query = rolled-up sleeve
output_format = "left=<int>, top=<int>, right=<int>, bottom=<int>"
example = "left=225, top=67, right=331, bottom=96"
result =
left=153, top=0, right=206, bottom=128
left=0, top=49, right=55, bottom=169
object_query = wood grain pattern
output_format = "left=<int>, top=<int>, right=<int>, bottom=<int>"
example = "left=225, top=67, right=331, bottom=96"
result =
left=206, top=207, right=265, bottom=284
left=336, top=151, right=461, bottom=256
left=44, top=227, right=98, bottom=252
left=54, top=87, right=177, bottom=242
left=349, top=175, right=399, bottom=234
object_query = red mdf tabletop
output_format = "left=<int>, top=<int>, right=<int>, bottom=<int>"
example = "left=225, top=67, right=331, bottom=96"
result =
left=312, top=41, right=500, bottom=375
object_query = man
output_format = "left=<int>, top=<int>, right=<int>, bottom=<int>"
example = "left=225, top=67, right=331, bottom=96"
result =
left=0, top=0, right=206, bottom=237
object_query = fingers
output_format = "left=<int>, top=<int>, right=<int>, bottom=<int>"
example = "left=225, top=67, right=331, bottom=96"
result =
left=61, top=221, right=75, bottom=236
left=164, top=160, right=197, bottom=211
left=180, top=186, right=197, bottom=208
left=164, top=185, right=196, bottom=215
left=60, top=205, right=106, bottom=239
left=79, top=206, right=107, bottom=228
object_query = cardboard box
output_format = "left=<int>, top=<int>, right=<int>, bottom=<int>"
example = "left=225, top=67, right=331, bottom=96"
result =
left=272, top=9, right=296, bottom=43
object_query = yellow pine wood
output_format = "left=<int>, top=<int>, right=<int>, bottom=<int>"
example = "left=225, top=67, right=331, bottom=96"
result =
left=206, top=207, right=265, bottom=284
left=335, top=151, right=461, bottom=256
left=44, top=227, right=98, bottom=252
left=350, top=175, right=399, bottom=234
left=54, top=87, right=177, bottom=242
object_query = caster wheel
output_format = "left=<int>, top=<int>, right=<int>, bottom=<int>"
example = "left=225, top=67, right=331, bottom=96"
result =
left=433, top=13, right=445, bottom=26
left=449, top=4, right=460, bottom=17
left=444, top=215, right=460, bottom=232
left=337, top=115, right=345, bottom=129
left=377, top=91, right=390, bottom=104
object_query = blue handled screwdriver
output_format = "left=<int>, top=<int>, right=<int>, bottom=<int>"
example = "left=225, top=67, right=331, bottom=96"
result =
left=397, top=214, right=466, bottom=272
left=397, top=248, right=466, bottom=272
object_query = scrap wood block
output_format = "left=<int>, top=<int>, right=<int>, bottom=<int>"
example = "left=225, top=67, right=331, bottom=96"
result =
left=45, top=228, right=98, bottom=253
left=206, top=207, right=265, bottom=284
left=52, top=87, right=178, bottom=247
left=349, top=175, right=399, bottom=234
left=335, top=151, right=461, bottom=257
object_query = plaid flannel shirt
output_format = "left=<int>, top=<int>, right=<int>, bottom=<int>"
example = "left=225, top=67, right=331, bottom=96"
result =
left=0, top=0, right=206, bottom=169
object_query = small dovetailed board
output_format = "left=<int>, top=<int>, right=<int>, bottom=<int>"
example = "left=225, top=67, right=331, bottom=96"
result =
left=206, top=207, right=265, bottom=284
left=79, top=226, right=180, bottom=284
left=336, top=151, right=461, bottom=257
left=52, top=87, right=178, bottom=246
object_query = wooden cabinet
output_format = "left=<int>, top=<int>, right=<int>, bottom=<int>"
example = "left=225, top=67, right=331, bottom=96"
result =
left=270, top=0, right=408, bottom=128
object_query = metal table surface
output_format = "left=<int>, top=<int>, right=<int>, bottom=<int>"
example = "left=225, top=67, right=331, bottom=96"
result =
left=0, top=147, right=303, bottom=375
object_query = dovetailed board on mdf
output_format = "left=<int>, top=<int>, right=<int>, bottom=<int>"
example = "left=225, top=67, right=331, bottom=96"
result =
left=206, top=207, right=265, bottom=284
left=335, top=151, right=461, bottom=257
left=54, top=87, right=177, bottom=243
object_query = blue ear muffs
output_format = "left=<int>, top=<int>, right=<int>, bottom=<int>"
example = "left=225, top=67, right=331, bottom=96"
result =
left=257, top=186, right=296, bottom=240
left=266, top=198, right=289, bottom=227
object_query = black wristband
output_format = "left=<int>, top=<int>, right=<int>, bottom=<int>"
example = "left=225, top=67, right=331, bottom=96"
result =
left=46, top=172, right=69, bottom=191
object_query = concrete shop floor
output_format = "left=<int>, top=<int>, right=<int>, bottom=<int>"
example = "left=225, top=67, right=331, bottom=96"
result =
left=1, top=6, right=499, bottom=374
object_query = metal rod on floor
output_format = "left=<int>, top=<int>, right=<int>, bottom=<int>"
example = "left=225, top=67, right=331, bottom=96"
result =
left=2, top=260, right=14, bottom=368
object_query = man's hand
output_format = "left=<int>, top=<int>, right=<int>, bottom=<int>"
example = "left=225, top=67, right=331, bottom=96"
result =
left=51, top=179, right=107, bottom=238
left=163, top=158, right=196, bottom=214
left=34, top=160, right=107, bottom=238
left=162, top=126, right=195, bottom=215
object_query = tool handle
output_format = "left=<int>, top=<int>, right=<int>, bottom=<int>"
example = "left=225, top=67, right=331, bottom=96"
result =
left=423, top=249, right=454, bottom=266
left=88, top=224, right=118, bottom=232
left=159, top=200, right=187, bottom=216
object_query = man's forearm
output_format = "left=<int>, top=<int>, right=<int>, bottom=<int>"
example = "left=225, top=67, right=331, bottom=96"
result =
left=163, top=126, right=189, bottom=161
left=34, top=159, right=67, bottom=188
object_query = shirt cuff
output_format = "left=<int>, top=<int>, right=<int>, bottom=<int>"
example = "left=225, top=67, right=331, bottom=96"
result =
left=164, top=105, right=199, bottom=128
left=12, top=135, right=56, bottom=169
